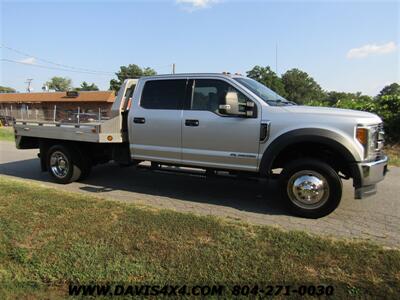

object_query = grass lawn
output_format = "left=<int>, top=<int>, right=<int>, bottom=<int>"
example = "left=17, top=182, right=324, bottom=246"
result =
left=0, top=127, right=14, bottom=142
left=385, top=144, right=400, bottom=167
left=0, top=177, right=399, bottom=299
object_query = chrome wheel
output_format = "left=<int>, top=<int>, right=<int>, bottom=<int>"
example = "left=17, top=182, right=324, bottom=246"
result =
left=287, top=170, right=329, bottom=209
left=50, top=151, right=69, bottom=179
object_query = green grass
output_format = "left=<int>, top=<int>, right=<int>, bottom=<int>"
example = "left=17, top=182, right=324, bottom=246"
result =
left=0, top=127, right=14, bottom=141
left=385, top=145, right=400, bottom=167
left=0, top=177, right=399, bottom=299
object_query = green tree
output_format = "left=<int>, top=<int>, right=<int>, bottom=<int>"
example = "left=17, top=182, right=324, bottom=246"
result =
left=323, top=91, right=372, bottom=106
left=367, top=94, right=400, bottom=143
left=75, top=82, right=99, bottom=91
left=334, top=97, right=376, bottom=112
left=282, top=68, right=324, bottom=104
left=0, top=86, right=16, bottom=93
left=45, top=77, right=72, bottom=92
left=376, top=84, right=400, bottom=142
left=110, top=64, right=156, bottom=91
left=378, top=83, right=400, bottom=97
left=324, top=91, right=353, bottom=105
left=246, top=66, right=287, bottom=97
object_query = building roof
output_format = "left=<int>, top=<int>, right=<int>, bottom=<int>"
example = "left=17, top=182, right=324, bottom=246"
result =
left=0, top=91, right=115, bottom=103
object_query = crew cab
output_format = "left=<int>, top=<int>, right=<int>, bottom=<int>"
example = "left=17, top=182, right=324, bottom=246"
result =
left=13, top=73, right=388, bottom=218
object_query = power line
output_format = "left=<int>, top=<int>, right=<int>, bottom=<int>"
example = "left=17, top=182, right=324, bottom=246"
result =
left=0, top=58, right=113, bottom=76
left=1, top=44, right=176, bottom=75
left=1, top=44, right=114, bottom=75
left=2, top=58, right=176, bottom=76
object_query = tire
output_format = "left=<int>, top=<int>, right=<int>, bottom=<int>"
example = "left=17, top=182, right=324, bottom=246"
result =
left=46, top=145, right=82, bottom=184
left=279, top=158, right=342, bottom=218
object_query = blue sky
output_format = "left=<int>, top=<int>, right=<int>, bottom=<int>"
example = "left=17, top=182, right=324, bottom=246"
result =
left=1, top=0, right=399, bottom=95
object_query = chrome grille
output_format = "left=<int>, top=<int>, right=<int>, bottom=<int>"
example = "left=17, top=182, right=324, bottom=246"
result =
left=374, top=123, right=385, bottom=153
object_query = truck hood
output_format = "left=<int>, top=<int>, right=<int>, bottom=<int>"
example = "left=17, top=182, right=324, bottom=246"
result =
left=281, top=105, right=381, bottom=124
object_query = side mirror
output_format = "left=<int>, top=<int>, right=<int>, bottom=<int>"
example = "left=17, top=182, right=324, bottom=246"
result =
left=219, top=91, right=254, bottom=117
left=245, top=101, right=254, bottom=117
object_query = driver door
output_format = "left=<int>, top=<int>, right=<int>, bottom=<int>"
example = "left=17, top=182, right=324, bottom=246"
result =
left=181, top=79, right=261, bottom=171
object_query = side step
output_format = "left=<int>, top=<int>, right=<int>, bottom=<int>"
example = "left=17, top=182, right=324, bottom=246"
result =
left=136, top=163, right=261, bottom=181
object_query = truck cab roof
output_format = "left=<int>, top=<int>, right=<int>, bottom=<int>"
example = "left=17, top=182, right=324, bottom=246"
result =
left=139, top=73, right=244, bottom=80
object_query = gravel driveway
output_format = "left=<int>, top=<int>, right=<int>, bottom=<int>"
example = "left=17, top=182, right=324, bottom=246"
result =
left=0, top=141, right=399, bottom=247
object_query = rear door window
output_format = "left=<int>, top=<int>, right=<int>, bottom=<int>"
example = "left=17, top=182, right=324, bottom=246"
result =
left=141, top=79, right=186, bottom=110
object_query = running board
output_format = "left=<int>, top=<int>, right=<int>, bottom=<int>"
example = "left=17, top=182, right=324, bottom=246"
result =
left=136, top=163, right=260, bottom=181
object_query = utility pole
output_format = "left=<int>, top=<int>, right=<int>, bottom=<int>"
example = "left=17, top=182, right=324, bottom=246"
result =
left=275, top=43, right=278, bottom=75
left=172, top=63, right=176, bottom=74
left=25, top=78, right=33, bottom=93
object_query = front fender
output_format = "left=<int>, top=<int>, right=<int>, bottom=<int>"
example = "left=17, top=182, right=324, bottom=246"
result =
left=259, top=128, right=362, bottom=183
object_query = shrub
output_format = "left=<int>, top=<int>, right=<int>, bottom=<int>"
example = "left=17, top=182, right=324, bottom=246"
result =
left=305, top=95, right=400, bottom=143
left=334, top=98, right=376, bottom=112
left=303, top=99, right=329, bottom=107
left=375, top=95, right=400, bottom=143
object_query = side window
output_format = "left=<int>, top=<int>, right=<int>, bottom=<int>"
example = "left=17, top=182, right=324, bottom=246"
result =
left=141, top=79, right=186, bottom=110
left=191, top=79, right=251, bottom=115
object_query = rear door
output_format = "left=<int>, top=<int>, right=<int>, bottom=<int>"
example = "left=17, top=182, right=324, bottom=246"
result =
left=130, top=79, right=187, bottom=163
left=181, top=78, right=261, bottom=171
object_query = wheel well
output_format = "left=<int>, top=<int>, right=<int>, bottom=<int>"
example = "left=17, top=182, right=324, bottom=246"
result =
left=39, top=139, right=81, bottom=172
left=271, top=142, right=352, bottom=178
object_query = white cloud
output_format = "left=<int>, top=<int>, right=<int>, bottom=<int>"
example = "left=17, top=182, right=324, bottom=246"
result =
left=19, top=57, right=36, bottom=65
left=176, top=0, right=219, bottom=12
left=347, top=41, right=397, bottom=59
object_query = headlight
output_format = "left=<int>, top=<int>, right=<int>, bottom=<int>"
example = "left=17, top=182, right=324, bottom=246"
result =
left=356, top=124, right=384, bottom=160
left=356, top=127, right=368, bottom=147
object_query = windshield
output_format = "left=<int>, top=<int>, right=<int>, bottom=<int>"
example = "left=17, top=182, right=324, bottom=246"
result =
left=234, top=77, right=295, bottom=106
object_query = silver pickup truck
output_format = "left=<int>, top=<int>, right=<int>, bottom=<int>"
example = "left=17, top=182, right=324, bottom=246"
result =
left=13, top=73, right=388, bottom=218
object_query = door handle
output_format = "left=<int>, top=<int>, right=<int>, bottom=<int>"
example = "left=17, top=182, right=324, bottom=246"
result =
left=185, top=119, right=199, bottom=127
left=133, top=117, right=146, bottom=124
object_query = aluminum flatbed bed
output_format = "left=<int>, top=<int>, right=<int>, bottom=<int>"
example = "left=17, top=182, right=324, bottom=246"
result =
left=13, top=116, right=123, bottom=143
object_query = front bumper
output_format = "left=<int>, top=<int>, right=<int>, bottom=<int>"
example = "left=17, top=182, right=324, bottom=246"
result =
left=354, top=155, right=388, bottom=199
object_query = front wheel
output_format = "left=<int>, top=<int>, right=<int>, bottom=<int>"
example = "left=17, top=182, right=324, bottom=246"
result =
left=279, top=159, right=342, bottom=218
